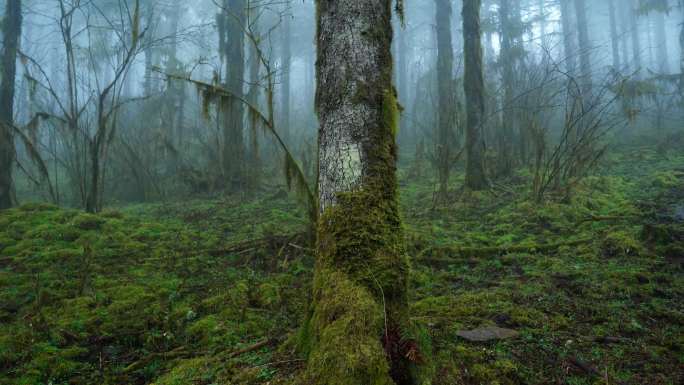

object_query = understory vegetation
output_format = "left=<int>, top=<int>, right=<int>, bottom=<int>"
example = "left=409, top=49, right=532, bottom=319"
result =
left=1, top=144, right=682, bottom=385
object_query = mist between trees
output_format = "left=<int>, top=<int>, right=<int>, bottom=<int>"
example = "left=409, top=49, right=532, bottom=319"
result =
left=1, top=0, right=684, bottom=384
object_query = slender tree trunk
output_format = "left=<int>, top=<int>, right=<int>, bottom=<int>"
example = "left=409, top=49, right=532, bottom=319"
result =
left=630, top=0, right=642, bottom=77
left=220, top=0, right=246, bottom=190
left=620, top=3, right=631, bottom=72
left=498, top=0, right=516, bottom=175
left=247, top=14, right=261, bottom=191
left=680, top=3, right=684, bottom=97
left=435, top=0, right=454, bottom=199
left=608, top=0, right=621, bottom=70
left=654, top=10, right=670, bottom=74
left=85, top=139, right=101, bottom=213
left=0, top=0, right=22, bottom=209
left=538, top=0, right=546, bottom=48
left=574, top=0, right=592, bottom=93
left=301, top=1, right=420, bottom=384
left=559, top=0, right=577, bottom=75
left=281, top=9, right=292, bottom=141
left=463, top=0, right=488, bottom=190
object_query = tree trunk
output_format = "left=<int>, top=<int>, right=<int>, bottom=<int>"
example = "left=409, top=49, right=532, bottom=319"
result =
left=247, top=14, right=261, bottom=191
left=85, top=138, right=101, bottom=213
left=301, top=1, right=421, bottom=384
left=396, top=17, right=409, bottom=143
left=463, top=0, right=488, bottom=190
left=574, top=0, right=592, bottom=95
left=435, top=0, right=454, bottom=199
left=498, top=0, right=516, bottom=175
left=654, top=10, right=670, bottom=74
left=680, top=3, right=684, bottom=97
left=538, top=0, right=546, bottom=48
left=559, top=0, right=577, bottom=75
left=608, top=0, right=621, bottom=70
left=220, top=0, right=246, bottom=190
left=281, top=9, right=292, bottom=141
left=630, top=0, right=642, bottom=77
left=0, top=0, right=22, bottom=210
left=620, top=3, right=631, bottom=72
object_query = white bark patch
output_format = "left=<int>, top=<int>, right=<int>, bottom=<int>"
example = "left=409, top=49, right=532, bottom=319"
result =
left=315, top=0, right=388, bottom=211
left=318, top=104, right=370, bottom=211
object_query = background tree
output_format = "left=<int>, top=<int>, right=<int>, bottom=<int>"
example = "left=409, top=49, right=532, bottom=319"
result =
left=0, top=0, right=22, bottom=209
left=463, top=0, right=488, bottom=190
left=435, top=0, right=456, bottom=200
left=218, top=0, right=247, bottom=189
left=608, top=0, right=621, bottom=70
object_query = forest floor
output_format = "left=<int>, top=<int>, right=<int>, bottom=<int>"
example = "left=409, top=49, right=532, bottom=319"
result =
left=1, top=144, right=683, bottom=385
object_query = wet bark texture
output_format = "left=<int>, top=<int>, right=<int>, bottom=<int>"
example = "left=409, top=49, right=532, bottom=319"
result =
left=0, top=0, right=22, bottom=209
left=462, top=0, right=489, bottom=190
left=305, top=1, right=419, bottom=384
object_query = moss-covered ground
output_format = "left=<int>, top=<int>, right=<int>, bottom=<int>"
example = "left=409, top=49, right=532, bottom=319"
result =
left=1, top=145, right=682, bottom=384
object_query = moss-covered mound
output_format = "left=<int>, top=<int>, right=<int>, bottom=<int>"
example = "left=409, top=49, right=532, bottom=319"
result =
left=1, top=146, right=683, bottom=385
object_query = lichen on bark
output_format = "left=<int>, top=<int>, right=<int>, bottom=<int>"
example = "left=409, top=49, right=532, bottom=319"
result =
left=301, top=0, right=429, bottom=383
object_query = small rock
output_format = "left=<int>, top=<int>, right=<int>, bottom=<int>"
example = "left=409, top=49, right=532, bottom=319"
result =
left=456, top=326, right=520, bottom=342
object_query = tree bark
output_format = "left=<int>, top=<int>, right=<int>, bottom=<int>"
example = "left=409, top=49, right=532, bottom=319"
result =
left=498, top=0, right=516, bottom=175
left=396, top=17, right=409, bottom=142
left=654, top=9, right=670, bottom=74
left=280, top=8, right=292, bottom=141
left=608, top=0, right=621, bottom=70
left=574, top=0, right=592, bottom=95
left=463, top=0, right=488, bottom=190
left=680, top=2, right=684, bottom=97
left=559, top=0, right=577, bottom=75
left=219, top=0, right=246, bottom=190
left=301, top=1, right=420, bottom=384
left=630, top=0, right=642, bottom=77
left=538, top=0, right=547, bottom=48
left=0, top=0, right=22, bottom=209
left=435, top=0, right=454, bottom=199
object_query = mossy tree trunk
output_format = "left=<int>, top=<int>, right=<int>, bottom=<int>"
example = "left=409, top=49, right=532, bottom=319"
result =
left=301, top=1, right=422, bottom=384
left=435, top=0, right=454, bottom=200
left=395, top=16, right=409, bottom=143
left=0, top=0, right=22, bottom=210
left=462, top=0, right=489, bottom=191
left=218, top=0, right=246, bottom=190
